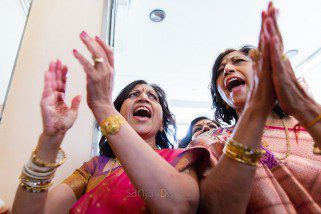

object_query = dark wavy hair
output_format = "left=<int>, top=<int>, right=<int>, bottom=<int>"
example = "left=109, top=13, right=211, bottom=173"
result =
left=210, top=45, right=287, bottom=125
left=179, top=116, right=219, bottom=148
left=99, top=80, right=176, bottom=158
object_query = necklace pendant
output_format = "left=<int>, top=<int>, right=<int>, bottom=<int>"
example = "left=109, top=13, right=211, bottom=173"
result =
left=262, top=140, right=269, bottom=147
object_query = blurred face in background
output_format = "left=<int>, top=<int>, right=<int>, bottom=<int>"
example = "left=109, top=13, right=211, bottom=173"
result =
left=191, top=119, right=219, bottom=139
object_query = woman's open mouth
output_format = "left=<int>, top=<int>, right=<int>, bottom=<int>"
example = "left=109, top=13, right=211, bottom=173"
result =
left=133, top=106, right=152, bottom=121
left=225, top=76, right=246, bottom=93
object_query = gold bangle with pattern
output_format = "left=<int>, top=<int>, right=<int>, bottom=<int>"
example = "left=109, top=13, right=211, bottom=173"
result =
left=32, top=148, right=66, bottom=168
left=99, top=115, right=126, bottom=137
left=19, top=180, right=53, bottom=193
left=223, top=138, right=265, bottom=166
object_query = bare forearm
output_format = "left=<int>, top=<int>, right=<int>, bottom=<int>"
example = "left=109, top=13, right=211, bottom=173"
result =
left=94, top=106, right=197, bottom=213
left=200, top=106, right=269, bottom=213
left=12, top=134, right=63, bottom=213
left=12, top=188, right=47, bottom=214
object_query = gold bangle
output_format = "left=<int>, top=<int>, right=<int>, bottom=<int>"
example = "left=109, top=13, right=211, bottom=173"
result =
left=19, top=180, right=52, bottom=193
left=224, top=148, right=258, bottom=166
left=223, top=138, right=265, bottom=166
left=99, top=115, right=126, bottom=137
left=32, top=148, right=66, bottom=168
left=228, top=138, right=265, bottom=155
left=224, top=145, right=262, bottom=166
left=313, top=143, right=321, bottom=155
left=305, top=113, right=321, bottom=129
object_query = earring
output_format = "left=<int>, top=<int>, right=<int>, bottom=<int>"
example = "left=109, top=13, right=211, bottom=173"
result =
left=159, top=127, right=164, bottom=132
left=222, top=101, right=230, bottom=109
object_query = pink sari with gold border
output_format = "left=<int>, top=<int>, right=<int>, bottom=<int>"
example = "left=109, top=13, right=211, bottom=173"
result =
left=188, top=126, right=321, bottom=213
left=65, top=148, right=212, bottom=213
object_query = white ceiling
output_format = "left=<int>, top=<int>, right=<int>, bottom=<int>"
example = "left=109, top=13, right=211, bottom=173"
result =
left=113, top=0, right=321, bottom=128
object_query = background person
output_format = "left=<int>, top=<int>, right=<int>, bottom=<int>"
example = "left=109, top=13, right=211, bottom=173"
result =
left=179, top=116, right=219, bottom=148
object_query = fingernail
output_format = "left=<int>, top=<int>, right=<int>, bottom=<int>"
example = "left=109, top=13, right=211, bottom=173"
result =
left=49, top=62, right=55, bottom=71
left=62, top=67, right=68, bottom=73
left=73, top=49, right=78, bottom=54
left=56, top=59, right=62, bottom=68
left=80, top=31, right=87, bottom=38
left=95, top=36, right=100, bottom=40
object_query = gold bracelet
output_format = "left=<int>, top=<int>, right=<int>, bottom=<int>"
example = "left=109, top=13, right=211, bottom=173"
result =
left=224, top=148, right=258, bottom=166
left=223, top=138, right=265, bottom=166
left=227, top=138, right=265, bottom=155
left=224, top=145, right=262, bottom=166
left=32, top=148, right=66, bottom=168
left=19, top=180, right=52, bottom=193
left=99, top=115, right=126, bottom=137
left=313, top=143, right=321, bottom=155
left=306, top=113, right=321, bottom=128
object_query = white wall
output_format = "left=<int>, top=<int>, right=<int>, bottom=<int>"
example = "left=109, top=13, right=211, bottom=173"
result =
left=0, top=0, right=26, bottom=105
left=0, top=0, right=106, bottom=207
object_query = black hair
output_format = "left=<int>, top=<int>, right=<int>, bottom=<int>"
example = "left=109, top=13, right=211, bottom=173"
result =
left=179, top=116, right=219, bottom=148
left=210, top=45, right=287, bottom=125
left=99, top=80, right=176, bottom=158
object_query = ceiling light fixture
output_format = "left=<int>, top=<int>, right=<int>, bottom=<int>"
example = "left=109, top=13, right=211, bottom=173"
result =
left=296, top=47, right=321, bottom=81
left=150, top=9, right=166, bottom=22
left=285, top=49, right=298, bottom=58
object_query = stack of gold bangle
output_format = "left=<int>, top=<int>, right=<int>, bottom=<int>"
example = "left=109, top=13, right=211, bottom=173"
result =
left=19, top=148, right=66, bottom=193
left=223, top=138, right=266, bottom=166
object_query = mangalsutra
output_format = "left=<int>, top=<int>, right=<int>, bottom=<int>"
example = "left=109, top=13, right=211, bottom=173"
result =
left=106, top=158, right=121, bottom=178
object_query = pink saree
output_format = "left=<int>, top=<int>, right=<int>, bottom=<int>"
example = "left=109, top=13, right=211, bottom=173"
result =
left=66, top=148, right=212, bottom=213
left=188, top=126, right=321, bottom=213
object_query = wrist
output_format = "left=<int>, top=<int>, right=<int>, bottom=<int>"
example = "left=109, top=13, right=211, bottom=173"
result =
left=91, top=104, right=119, bottom=124
left=36, top=133, right=64, bottom=162
left=242, top=104, right=271, bottom=118
left=293, top=98, right=321, bottom=126
left=233, top=105, right=270, bottom=149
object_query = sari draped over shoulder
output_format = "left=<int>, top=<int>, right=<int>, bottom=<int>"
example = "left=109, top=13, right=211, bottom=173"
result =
left=188, top=127, right=321, bottom=213
left=63, top=148, right=212, bottom=214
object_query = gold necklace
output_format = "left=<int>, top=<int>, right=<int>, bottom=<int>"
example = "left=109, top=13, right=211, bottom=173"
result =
left=106, top=158, right=120, bottom=177
left=262, top=118, right=291, bottom=160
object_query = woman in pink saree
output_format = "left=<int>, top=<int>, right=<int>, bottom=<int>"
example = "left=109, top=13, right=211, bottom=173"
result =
left=12, top=33, right=211, bottom=213
left=188, top=2, right=321, bottom=213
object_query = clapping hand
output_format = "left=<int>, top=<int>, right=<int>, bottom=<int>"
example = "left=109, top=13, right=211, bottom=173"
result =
left=73, top=31, right=115, bottom=123
left=41, top=60, right=81, bottom=141
left=263, top=2, right=313, bottom=118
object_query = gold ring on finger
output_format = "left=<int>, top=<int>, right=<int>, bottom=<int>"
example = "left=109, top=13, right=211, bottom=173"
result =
left=94, top=58, right=104, bottom=63
left=249, top=49, right=261, bottom=62
left=280, top=53, right=288, bottom=61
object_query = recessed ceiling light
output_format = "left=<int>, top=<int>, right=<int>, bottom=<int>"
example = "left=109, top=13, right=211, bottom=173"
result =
left=285, top=49, right=299, bottom=58
left=150, top=9, right=166, bottom=22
